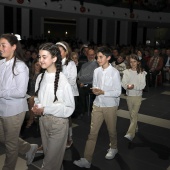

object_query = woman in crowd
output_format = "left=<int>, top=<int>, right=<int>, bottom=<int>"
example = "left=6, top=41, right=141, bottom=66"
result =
left=112, top=52, right=126, bottom=79
left=71, top=51, right=83, bottom=73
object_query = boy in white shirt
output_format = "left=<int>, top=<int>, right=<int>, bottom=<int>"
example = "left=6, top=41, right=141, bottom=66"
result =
left=73, top=46, right=121, bottom=168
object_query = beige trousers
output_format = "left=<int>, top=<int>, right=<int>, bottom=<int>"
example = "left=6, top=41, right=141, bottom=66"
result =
left=39, top=115, right=68, bottom=170
left=0, top=112, right=31, bottom=170
left=84, top=105, right=118, bottom=162
left=126, top=96, right=142, bottom=138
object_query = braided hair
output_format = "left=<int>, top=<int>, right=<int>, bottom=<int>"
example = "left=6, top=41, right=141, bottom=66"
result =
left=0, top=34, right=25, bottom=75
left=35, top=43, right=62, bottom=102
left=56, top=41, right=72, bottom=66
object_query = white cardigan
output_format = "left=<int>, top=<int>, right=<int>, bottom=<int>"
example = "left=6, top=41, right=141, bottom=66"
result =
left=122, top=69, right=147, bottom=96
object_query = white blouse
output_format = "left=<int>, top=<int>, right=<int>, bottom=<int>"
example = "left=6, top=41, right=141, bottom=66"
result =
left=35, top=71, right=75, bottom=118
left=62, top=58, right=79, bottom=96
left=93, top=64, right=122, bottom=107
left=0, top=58, right=29, bottom=117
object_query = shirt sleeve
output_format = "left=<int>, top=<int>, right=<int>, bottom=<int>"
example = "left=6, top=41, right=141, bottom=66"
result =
left=92, top=69, right=97, bottom=88
left=2, top=64, right=29, bottom=99
left=0, top=90, right=4, bottom=98
left=66, top=62, right=77, bottom=86
left=133, top=72, right=147, bottom=90
left=44, top=83, right=75, bottom=118
left=121, top=70, right=129, bottom=90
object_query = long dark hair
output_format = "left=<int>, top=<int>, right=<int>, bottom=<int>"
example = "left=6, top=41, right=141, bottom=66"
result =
left=0, top=34, right=25, bottom=75
left=35, top=43, right=62, bottom=102
left=127, top=54, right=144, bottom=74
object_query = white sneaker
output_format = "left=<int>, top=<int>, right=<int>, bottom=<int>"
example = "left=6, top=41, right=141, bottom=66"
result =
left=105, top=148, right=118, bottom=159
left=124, top=134, right=133, bottom=141
left=73, top=158, right=91, bottom=168
left=26, top=144, right=38, bottom=165
left=36, top=150, right=44, bottom=154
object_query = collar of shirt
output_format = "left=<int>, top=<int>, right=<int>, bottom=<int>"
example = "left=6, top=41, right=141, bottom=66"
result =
left=62, top=58, right=66, bottom=65
left=100, top=63, right=112, bottom=71
left=5, top=57, right=14, bottom=66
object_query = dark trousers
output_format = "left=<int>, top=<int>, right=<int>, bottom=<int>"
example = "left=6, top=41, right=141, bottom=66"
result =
left=148, top=70, right=160, bottom=86
left=77, top=84, right=92, bottom=115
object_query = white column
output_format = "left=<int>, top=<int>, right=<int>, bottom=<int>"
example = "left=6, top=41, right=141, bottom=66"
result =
left=21, top=8, right=30, bottom=39
left=0, top=5, right=4, bottom=34
left=76, top=17, right=87, bottom=43
left=119, top=20, right=128, bottom=45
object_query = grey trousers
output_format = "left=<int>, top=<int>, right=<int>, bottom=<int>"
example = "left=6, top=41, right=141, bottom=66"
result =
left=39, top=115, right=68, bottom=170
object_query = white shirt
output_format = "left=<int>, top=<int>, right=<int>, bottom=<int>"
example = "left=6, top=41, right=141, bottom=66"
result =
left=93, top=64, right=121, bottom=107
left=122, top=69, right=147, bottom=96
left=62, top=58, right=79, bottom=96
left=0, top=58, right=29, bottom=117
left=35, top=71, right=75, bottom=118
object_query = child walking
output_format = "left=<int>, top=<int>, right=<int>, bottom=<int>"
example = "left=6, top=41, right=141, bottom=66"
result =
left=122, top=54, right=147, bottom=141
left=73, top=46, right=121, bottom=168
left=32, top=43, right=75, bottom=170
left=56, top=41, right=79, bottom=148
left=0, top=34, right=38, bottom=170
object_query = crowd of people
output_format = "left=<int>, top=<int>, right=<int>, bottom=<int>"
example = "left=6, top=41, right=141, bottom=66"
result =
left=0, top=34, right=170, bottom=170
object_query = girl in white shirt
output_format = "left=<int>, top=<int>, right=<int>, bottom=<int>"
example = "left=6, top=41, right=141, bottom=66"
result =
left=122, top=54, right=147, bottom=141
left=0, top=34, right=38, bottom=169
left=32, top=43, right=75, bottom=170
left=56, top=41, right=78, bottom=148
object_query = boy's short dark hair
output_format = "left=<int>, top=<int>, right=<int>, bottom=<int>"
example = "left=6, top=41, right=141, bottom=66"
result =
left=97, top=46, right=112, bottom=58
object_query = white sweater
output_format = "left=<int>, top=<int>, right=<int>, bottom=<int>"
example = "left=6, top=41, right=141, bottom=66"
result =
left=35, top=71, right=75, bottom=118
left=121, top=69, right=147, bottom=96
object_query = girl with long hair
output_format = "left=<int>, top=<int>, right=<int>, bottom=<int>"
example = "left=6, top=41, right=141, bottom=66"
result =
left=122, top=54, right=147, bottom=141
left=32, top=43, right=75, bottom=170
left=56, top=41, right=78, bottom=148
left=0, top=33, right=38, bottom=169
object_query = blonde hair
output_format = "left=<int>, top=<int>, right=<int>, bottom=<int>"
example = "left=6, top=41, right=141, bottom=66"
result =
left=71, top=52, right=79, bottom=60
